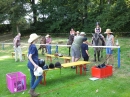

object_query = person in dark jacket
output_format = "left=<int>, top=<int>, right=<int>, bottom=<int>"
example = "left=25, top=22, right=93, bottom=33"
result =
left=81, top=37, right=89, bottom=71
left=67, top=28, right=76, bottom=56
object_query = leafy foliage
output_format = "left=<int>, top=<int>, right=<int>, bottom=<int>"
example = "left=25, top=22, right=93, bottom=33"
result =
left=0, top=0, right=130, bottom=36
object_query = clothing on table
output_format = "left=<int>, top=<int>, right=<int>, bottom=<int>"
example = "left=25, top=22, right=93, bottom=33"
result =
left=27, top=44, right=43, bottom=89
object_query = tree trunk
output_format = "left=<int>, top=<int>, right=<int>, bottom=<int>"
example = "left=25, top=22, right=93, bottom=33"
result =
left=30, top=0, right=37, bottom=25
left=16, top=25, right=20, bottom=33
left=108, top=0, right=110, bottom=4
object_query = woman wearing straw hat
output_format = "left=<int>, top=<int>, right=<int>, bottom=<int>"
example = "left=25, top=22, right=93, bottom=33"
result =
left=105, top=29, right=115, bottom=65
left=27, top=33, right=43, bottom=97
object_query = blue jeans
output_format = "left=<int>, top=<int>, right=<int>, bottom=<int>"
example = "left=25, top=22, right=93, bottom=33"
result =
left=106, top=48, right=113, bottom=55
left=29, top=69, right=43, bottom=89
left=46, top=45, right=51, bottom=54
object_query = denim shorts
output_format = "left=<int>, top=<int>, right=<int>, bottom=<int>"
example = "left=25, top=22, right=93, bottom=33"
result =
left=106, top=48, right=113, bottom=54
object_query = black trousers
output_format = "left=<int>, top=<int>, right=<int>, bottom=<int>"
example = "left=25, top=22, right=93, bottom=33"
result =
left=83, top=56, right=89, bottom=61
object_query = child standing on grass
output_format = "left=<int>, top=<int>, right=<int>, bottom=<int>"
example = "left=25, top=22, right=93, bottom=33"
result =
left=81, top=37, right=89, bottom=71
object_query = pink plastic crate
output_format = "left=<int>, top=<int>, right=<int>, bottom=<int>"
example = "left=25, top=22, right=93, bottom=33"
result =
left=6, top=72, right=26, bottom=93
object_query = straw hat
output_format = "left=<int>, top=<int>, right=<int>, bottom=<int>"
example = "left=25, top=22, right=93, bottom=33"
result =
left=80, top=32, right=86, bottom=35
left=104, top=29, right=113, bottom=34
left=45, top=34, right=50, bottom=38
left=28, top=33, right=40, bottom=43
left=34, top=67, right=43, bottom=76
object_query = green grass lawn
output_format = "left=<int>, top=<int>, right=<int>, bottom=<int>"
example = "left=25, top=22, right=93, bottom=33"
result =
left=0, top=37, right=130, bottom=97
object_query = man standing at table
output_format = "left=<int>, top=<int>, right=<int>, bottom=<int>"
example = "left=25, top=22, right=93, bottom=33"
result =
left=71, top=32, right=86, bottom=68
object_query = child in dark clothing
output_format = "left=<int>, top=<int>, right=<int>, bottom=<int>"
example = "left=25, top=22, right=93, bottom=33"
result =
left=81, top=37, right=89, bottom=71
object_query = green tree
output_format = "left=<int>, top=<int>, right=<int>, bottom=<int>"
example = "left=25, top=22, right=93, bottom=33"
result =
left=28, top=0, right=37, bottom=25
left=0, top=0, right=28, bottom=35
left=0, top=0, right=130, bottom=36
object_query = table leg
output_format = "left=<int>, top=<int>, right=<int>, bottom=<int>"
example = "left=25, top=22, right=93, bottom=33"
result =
left=22, top=54, right=25, bottom=60
left=12, top=52, right=15, bottom=58
left=84, top=64, right=86, bottom=75
left=67, top=59, right=70, bottom=63
left=64, top=59, right=67, bottom=63
left=47, top=56, right=52, bottom=62
left=80, top=65, right=83, bottom=75
left=76, top=66, right=78, bottom=74
left=40, top=80, right=43, bottom=84
left=43, top=72, right=46, bottom=85
left=46, top=56, right=49, bottom=61
left=50, top=57, right=52, bottom=62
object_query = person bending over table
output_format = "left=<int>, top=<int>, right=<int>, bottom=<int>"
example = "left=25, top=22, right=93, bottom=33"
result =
left=71, top=32, right=86, bottom=69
